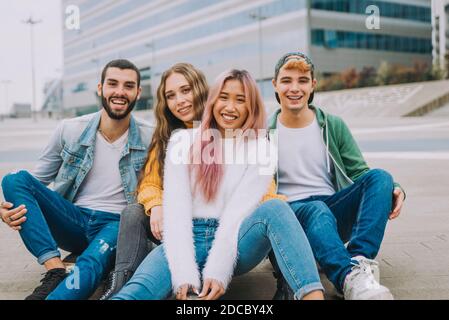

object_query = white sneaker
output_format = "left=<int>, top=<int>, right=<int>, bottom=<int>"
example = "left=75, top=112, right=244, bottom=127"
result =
left=352, top=256, right=380, bottom=283
left=343, top=257, right=393, bottom=300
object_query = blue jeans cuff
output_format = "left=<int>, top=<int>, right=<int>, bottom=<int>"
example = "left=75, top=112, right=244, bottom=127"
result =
left=38, top=250, right=61, bottom=265
left=294, top=282, right=325, bottom=300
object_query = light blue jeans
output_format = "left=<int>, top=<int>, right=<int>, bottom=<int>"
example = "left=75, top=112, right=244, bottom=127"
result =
left=112, top=199, right=324, bottom=300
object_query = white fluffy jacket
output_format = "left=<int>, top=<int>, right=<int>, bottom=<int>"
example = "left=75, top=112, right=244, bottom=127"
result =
left=162, top=129, right=276, bottom=292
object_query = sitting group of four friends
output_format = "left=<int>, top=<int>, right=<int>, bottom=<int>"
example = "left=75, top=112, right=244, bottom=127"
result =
left=0, top=51, right=405, bottom=300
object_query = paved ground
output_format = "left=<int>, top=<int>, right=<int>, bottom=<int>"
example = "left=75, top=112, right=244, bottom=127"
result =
left=312, top=79, right=449, bottom=118
left=0, top=111, right=448, bottom=300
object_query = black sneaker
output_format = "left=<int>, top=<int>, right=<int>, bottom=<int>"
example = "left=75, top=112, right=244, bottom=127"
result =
left=272, top=272, right=295, bottom=300
left=99, top=270, right=133, bottom=300
left=269, top=251, right=295, bottom=300
left=25, top=268, right=68, bottom=300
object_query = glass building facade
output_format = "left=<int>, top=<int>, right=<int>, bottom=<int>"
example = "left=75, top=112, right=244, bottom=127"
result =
left=311, top=29, right=432, bottom=54
left=311, top=0, right=431, bottom=22
left=62, top=0, right=432, bottom=114
left=64, top=0, right=307, bottom=78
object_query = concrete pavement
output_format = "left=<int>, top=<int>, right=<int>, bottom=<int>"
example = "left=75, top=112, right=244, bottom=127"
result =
left=1, top=113, right=448, bottom=300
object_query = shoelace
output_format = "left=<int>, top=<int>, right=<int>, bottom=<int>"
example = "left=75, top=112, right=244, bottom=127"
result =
left=359, top=257, right=379, bottom=268
left=37, top=270, right=66, bottom=291
left=348, top=260, right=380, bottom=289
left=100, top=272, right=117, bottom=300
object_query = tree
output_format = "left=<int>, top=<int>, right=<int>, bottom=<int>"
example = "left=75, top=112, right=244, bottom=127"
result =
left=316, top=74, right=345, bottom=91
left=358, top=67, right=377, bottom=87
left=341, top=68, right=359, bottom=89
left=316, top=60, right=438, bottom=93
left=392, top=65, right=415, bottom=84
left=413, top=61, right=430, bottom=82
left=376, top=61, right=394, bottom=85
left=430, top=63, right=445, bottom=80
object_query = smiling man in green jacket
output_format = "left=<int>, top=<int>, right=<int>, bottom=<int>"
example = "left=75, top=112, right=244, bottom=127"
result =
left=268, top=52, right=405, bottom=300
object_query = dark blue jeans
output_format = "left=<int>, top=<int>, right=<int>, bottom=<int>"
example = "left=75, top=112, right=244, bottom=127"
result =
left=1, top=170, right=120, bottom=300
left=289, top=169, right=394, bottom=292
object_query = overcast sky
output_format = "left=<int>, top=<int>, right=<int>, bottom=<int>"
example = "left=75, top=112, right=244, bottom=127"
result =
left=0, top=0, right=62, bottom=115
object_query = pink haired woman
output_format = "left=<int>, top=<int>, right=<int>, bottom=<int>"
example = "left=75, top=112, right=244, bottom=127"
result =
left=112, top=70, right=324, bottom=300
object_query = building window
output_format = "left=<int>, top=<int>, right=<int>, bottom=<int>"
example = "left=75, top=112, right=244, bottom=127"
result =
left=311, top=29, right=432, bottom=54
left=72, top=82, right=88, bottom=93
left=311, top=0, right=430, bottom=23
left=140, top=67, right=151, bottom=81
left=324, top=30, right=338, bottom=49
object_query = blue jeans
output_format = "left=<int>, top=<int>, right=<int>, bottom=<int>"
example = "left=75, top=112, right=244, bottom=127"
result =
left=290, top=169, right=394, bottom=292
left=1, top=170, right=120, bottom=300
left=112, top=199, right=324, bottom=300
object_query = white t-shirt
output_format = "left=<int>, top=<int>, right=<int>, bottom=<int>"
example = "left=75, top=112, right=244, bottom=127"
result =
left=74, top=130, right=129, bottom=214
left=277, top=116, right=335, bottom=202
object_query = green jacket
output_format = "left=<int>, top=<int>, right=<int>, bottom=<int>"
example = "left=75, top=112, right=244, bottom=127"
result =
left=268, top=105, right=405, bottom=196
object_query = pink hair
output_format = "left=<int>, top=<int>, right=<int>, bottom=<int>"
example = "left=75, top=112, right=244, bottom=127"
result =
left=189, top=69, right=267, bottom=202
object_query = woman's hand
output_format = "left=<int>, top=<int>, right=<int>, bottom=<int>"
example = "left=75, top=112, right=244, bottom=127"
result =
left=198, top=278, right=225, bottom=300
left=176, top=284, right=198, bottom=300
left=150, top=205, right=163, bottom=240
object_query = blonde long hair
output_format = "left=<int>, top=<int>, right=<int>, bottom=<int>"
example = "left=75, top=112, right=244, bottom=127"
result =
left=137, top=63, right=208, bottom=190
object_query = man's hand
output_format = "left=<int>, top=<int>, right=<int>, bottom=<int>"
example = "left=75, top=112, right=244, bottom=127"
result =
left=150, top=205, right=163, bottom=241
left=389, top=187, right=405, bottom=220
left=198, top=278, right=225, bottom=300
left=0, top=201, right=27, bottom=231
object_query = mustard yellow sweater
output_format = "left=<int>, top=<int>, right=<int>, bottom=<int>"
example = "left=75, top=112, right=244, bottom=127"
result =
left=137, top=146, right=164, bottom=215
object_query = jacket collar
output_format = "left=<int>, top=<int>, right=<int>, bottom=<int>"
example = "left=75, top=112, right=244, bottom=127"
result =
left=79, top=111, right=146, bottom=150
left=268, top=104, right=327, bottom=129
left=127, top=116, right=147, bottom=151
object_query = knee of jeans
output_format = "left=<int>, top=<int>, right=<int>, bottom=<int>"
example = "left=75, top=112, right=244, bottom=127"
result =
left=1, top=170, right=32, bottom=191
left=366, top=169, right=394, bottom=190
left=258, top=199, right=293, bottom=222
left=121, top=204, right=146, bottom=224
left=307, top=201, right=336, bottom=225
left=126, top=272, right=165, bottom=298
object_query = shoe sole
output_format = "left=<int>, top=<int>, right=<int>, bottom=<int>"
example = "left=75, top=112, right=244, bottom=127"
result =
left=349, top=290, right=394, bottom=300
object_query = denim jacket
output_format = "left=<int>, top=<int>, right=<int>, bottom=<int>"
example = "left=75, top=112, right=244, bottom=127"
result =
left=32, top=111, right=153, bottom=204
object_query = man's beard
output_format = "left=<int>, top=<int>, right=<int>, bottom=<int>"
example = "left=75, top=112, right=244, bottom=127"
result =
left=101, top=93, right=137, bottom=120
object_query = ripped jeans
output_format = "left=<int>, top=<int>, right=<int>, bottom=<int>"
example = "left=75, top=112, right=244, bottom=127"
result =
left=1, top=170, right=120, bottom=300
